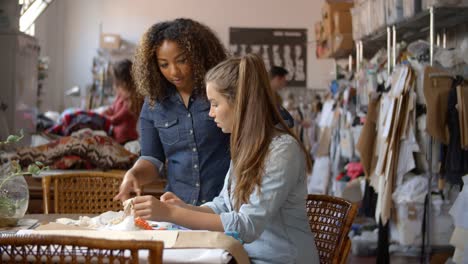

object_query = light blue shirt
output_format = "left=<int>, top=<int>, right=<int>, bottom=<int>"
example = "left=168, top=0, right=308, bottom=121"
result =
left=203, top=134, right=319, bottom=264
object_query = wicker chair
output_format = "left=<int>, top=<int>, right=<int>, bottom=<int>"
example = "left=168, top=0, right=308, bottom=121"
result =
left=42, top=171, right=125, bottom=214
left=306, top=194, right=358, bottom=264
left=0, top=234, right=163, bottom=264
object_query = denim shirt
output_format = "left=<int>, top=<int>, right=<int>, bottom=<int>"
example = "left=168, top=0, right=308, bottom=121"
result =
left=138, top=88, right=230, bottom=205
left=203, top=134, right=319, bottom=264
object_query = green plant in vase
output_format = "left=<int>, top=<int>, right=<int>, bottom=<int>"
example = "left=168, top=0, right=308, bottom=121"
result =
left=0, top=130, right=48, bottom=227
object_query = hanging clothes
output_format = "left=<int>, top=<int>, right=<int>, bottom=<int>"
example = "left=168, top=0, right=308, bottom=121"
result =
left=372, top=65, right=416, bottom=225
left=423, top=66, right=452, bottom=145
left=377, top=219, right=390, bottom=264
left=441, top=78, right=468, bottom=185
left=360, top=180, right=378, bottom=218
left=457, top=83, right=468, bottom=148
left=357, top=94, right=380, bottom=178
left=307, top=112, right=321, bottom=159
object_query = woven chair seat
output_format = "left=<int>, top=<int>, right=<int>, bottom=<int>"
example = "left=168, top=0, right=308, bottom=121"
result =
left=0, top=234, right=163, bottom=263
left=306, top=194, right=358, bottom=264
left=42, top=171, right=125, bottom=214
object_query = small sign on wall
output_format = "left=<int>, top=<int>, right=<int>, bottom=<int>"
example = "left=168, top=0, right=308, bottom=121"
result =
left=229, top=27, right=307, bottom=87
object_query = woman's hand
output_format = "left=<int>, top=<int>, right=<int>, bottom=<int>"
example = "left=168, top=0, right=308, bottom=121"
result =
left=133, top=195, right=170, bottom=221
left=160, top=192, right=187, bottom=208
left=114, top=170, right=142, bottom=202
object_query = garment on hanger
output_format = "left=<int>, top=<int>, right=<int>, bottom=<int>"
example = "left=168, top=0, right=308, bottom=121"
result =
left=377, top=219, right=390, bottom=264
left=339, top=129, right=354, bottom=160
left=373, top=66, right=415, bottom=225
left=357, top=95, right=380, bottom=178
left=456, top=84, right=468, bottom=148
left=423, top=66, right=452, bottom=145
left=441, top=79, right=468, bottom=186
left=360, top=180, right=377, bottom=217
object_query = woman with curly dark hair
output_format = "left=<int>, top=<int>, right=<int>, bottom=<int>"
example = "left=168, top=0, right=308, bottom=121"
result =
left=114, top=18, right=231, bottom=205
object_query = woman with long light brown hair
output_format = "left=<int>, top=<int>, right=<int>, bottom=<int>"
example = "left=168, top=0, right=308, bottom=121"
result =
left=131, top=54, right=319, bottom=263
left=103, top=59, right=142, bottom=144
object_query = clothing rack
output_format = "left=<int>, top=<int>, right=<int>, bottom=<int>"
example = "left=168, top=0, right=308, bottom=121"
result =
left=354, top=5, right=468, bottom=264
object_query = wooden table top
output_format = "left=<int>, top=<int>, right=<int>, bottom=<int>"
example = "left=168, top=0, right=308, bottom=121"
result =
left=25, top=214, right=94, bottom=224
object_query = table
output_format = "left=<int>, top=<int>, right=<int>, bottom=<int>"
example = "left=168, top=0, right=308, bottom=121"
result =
left=1, top=214, right=249, bottom=264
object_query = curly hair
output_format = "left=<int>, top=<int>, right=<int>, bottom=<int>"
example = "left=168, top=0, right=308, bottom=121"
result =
left=132, top=18, right=227, bottom=106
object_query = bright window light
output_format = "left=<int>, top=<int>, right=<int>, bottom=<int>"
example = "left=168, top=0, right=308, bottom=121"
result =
left=24, top=23, right=35, bottom=36
left=19, top=0, right=53, bottom=33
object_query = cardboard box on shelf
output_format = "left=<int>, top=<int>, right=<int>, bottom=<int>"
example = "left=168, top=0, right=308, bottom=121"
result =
left=323, top=11, right=353, bottom=36
left=322, top=1, right=354, bottom=36
left=322, top=0, right=354, bottom=19
left=316, top=33, right=353, bottom=59
left=100, top=33, right=121, bottom=50
left=333, top=11, right=353, bottom=34
left=330, top=33, right=354, bottom=57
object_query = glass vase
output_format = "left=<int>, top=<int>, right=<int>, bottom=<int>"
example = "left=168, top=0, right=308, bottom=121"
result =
left=0, top=173, right=29, bottom=227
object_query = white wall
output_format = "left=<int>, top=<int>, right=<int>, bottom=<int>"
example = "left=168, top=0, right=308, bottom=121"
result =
left=35, top=0, right=65, bottom=112
left=36, top=0, right=335, bottom=111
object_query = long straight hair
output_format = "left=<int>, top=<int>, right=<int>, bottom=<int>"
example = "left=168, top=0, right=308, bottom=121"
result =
left=205, top=54, right=312, bottom=210
left=112, top=59, right=143, bottom=117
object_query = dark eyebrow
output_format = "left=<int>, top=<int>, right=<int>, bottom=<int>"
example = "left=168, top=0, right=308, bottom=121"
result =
left=157, top=52, right=187, bottom=62
left=175, top=53, right=187, bottom=59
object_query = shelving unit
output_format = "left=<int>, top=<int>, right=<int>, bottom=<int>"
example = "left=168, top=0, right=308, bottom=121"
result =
left=354, top=5, right=468, bottom=264
left=88, top=46, right=134, bottom=109
left=358, top=6, right=468, bottom=57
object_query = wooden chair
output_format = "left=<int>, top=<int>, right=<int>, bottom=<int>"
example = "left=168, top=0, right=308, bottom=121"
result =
left=42, top=171, right=125, bottom=214
left=306, top=194, right=358, bottom=264
left=0, top=234, right=163, bottom=264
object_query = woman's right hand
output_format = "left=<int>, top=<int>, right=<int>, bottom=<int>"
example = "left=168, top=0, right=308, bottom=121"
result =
left=160, top=192, right=187, bottom=208
left=114, top=170, right=142, bottom=202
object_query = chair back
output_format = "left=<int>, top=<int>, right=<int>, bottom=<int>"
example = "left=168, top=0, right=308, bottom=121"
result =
left=306, top=194, right=358, bottom=264
left=42, top=171, right=125, bottom=214
left=0, top=234, right=163, bottom=264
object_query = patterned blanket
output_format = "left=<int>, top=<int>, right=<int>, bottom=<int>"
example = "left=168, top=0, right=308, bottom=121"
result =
left=16, top=133, right=137, bottom=170
left=47, top=110, right=112, bottom=136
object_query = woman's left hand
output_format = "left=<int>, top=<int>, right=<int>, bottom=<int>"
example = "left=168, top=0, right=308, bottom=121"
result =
left=132, top=195, right=170, bottom=221
left=160, top=192, right=187, bottom=208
